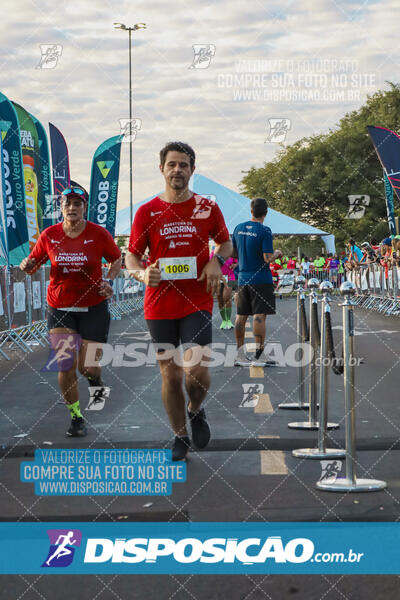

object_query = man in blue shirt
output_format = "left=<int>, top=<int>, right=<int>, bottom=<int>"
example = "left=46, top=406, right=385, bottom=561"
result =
left=232, top=198, right=275, bottom=367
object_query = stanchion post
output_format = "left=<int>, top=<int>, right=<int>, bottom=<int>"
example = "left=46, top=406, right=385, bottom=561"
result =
left=317, top=281, right=386, bottom=492
left=288, top=278, right=320, bottom=430
left=293, top=281, right=344, bottom=459
left=279, top=275, right=309, bottom=410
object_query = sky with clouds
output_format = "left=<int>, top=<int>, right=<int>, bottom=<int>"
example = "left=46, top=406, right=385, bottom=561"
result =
left=0, top=0, right=398, bottom=214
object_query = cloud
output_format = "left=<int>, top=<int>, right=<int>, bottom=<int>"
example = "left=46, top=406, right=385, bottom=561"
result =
left=0, top=0, right=397, bottom=211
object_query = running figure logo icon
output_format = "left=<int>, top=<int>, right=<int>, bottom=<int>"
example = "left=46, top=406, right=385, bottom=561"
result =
left=86, top=386, right=110, bottom=411
left=189, top=44, right=216, bottom=69
left=42, top=529, right=82, bottom=568
left=36, top=44, right=63, bottom=69
left=239, top=384, right=264, bottom=408
left=119, top=118, right=142, bottom=143
left=43, top=194, right=62, bottom=221
left=42, top=333, right=82, bottom=372
left=265, top=118, right=291, bottom=143
left=319, top=460, right=342, bottom=483
left=345, top=195, right=370, bottom=219
left=191, top=195, right=213, bottom=219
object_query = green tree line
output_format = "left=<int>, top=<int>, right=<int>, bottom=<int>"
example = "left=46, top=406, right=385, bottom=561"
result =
left=240, top=83, right=400, bottom=251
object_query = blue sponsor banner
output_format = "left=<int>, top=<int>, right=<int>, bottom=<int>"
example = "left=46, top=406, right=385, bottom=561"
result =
left=88, top=135, right=122, bottom=237
left=49, top=122, right=70, bottom=195
left=20, top=449, right=186, bottom=496
left=0, top=522, right=399, bottom=574
left=0, top=91, right=29, bottom=264
left=31, top=113, right=53, bottom=230
left=368, top=125, right=400, bottom=203
left=0, top=136, right=8, bottom=264
left=49, top=122, right=70, bottom=223
left=383, top=171, right=396, bottom=236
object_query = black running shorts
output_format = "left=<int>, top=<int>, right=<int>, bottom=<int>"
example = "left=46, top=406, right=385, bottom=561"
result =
left=47, top=300, right=111, bottom=342
left=236, top=284, right=276, bottom=316
left=146, top=310, right=212, bottom=349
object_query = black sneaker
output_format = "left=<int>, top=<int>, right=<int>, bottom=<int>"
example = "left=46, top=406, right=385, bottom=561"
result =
left=172, top=436, right=190, bottom=461
left=66, top=417, right=87, bottom=437
left=254, top=349, right=277, bottom=367
left=187, top=407, right=211, bottom=449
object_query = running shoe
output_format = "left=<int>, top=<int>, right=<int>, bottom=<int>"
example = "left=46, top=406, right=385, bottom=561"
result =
left=234, top=356, right=275, bottom=367
left=86, top=386, right=110, bottom=411
left=172, top=435, right=191, bottom=461
left=66, top=416, right=87, bottom=437
left=220, top=320, right=227, bottom=329
left=187, top=407, right=211, bottom=449
left=254, top=349, right=277, bottom=367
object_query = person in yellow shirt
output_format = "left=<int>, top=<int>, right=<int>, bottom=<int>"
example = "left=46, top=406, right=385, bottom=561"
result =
left=313, top=255, right=326, bottom=273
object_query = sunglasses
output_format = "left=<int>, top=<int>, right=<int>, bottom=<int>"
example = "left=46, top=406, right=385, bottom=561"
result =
left=61, top=187, right=87, bottom=199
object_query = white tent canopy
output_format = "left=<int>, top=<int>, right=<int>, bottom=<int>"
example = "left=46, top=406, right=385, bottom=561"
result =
left=115, top=173, right=335, bottom=253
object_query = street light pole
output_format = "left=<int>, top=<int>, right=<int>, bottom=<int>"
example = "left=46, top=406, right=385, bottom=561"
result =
left=114, top=22, right=146, bottom=228
left=128, top=27, right=132, bottom=228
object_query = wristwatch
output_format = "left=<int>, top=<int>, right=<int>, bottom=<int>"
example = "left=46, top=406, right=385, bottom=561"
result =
left=107, top=279, right=114, bottom=287
left=214, top=254, right=225, bottom=267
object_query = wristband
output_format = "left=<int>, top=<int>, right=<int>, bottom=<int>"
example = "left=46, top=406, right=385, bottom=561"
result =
left=214, top=254, right=225, bottom=267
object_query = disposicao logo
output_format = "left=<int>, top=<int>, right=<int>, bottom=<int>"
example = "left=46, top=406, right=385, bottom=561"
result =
left=42, top=529, right=82, bottom=568
left=83, top=536, right=314, bottom=564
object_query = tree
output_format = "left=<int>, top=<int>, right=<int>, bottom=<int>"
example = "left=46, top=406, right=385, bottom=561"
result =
left=240, top=84, right=400, bottom=249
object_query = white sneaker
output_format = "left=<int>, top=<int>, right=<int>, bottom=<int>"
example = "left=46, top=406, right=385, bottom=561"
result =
left=234, top=355, right=277, bottom=368
left=234, top=357, right=252, bottom=367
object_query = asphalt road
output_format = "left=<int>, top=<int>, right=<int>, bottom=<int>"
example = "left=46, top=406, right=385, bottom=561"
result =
left=1, top=296, right=399, bottom=598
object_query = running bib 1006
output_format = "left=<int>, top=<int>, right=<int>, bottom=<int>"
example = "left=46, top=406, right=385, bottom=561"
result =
left=159, top=257, right=197, bottom=280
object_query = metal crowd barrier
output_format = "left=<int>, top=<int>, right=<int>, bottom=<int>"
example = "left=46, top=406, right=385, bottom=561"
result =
left=277, top=269, right=344, bottom=295
left=0, top=266, right=144, bottom=360
left=301, top=268, right=345, bottom=287
left=346, top=263, right=400, bottom=316
left=107, top=271, right=145, bottom=320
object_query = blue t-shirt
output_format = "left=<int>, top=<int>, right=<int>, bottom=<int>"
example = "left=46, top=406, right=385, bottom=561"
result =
left=232, top=221, right=273, bottom=285
left=350, top=245, right=363, bottom=261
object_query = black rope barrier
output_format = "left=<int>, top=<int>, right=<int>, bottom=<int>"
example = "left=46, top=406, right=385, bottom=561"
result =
left=311, top=299, right=321, bottom=346
left=325, top=309, right=344, bottom=375
left=300, top=297, right=309, bottom=342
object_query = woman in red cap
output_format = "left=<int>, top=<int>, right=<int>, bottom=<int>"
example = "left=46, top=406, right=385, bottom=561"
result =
left=20, top=185, right=121, bottom=437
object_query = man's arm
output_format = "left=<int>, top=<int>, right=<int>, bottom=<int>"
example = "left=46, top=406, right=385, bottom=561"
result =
left=211, top=240, right=233, bottom=262
left=125, top=250, right=161, bottom=287
left=126, top=251, right=146, bottom=282
left=263, top=253, right=274, bottom=264
left=198, top=239, right=233, bottom=295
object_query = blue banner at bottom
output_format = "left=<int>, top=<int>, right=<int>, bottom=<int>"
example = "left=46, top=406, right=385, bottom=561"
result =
left=0, top=522, right=398, bottom=574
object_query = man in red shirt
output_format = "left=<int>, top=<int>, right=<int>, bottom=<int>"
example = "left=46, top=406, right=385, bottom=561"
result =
left=126, top=142, right=232, bottom=460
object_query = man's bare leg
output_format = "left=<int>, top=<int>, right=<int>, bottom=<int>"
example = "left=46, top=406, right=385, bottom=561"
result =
left=158, top=358, right=187, bottom=437
left=253, top=313, right=266, bottom=356
left=235, top=314, right=248, bottom=350
left=184, top=346, right=211, bottom=448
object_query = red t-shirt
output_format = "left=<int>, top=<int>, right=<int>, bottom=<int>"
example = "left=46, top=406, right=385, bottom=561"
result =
left=129, top=194, right=230, bottom=319
left=29, top=221, right=121, bottom=308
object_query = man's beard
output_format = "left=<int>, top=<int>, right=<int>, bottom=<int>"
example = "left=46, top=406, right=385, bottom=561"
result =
left=169, top=177, right=186, bottom=189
